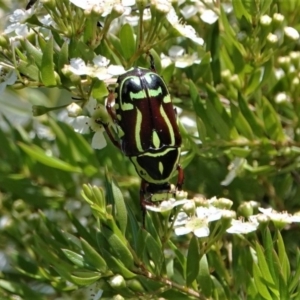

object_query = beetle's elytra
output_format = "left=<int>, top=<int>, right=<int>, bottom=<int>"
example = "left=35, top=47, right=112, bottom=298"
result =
left=101, top=59, right=184, bottom=222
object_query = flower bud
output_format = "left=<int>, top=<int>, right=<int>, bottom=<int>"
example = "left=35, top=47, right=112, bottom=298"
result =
left=182, top=200, right=195, bottom=216
left=67, top=102, right=82, bottom=117
left=0, top=34, right=9, bottom=48
left=238, top=202, right=253, bottom=217
left=127, top=279, right=145, bottom=292
left=284, top=26, right=300, bottom=41
left=108, top=275, right=126, bottom=290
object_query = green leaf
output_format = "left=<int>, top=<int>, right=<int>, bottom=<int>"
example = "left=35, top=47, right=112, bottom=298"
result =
left=230, top=101, right=254, bottom=139
left=81, top=238, right=107, bottom=273
left=18, top=142, right=81, bottom=173
left=101, top=248, right=136, bottom=278
left=262, top=228, right=277, bottom=285
left=57, top=41, right=69, bottom=73
left=40, top=36, right=56, bottom=86
left=120, top=23, right=135, bottom=61
left=24, top=40, right=42, bottom=67
left=253, top=262, right=273, bottom=300
left=205, top=84, right=237, bottom=140
left=18, top=60, right=40, bottom=81
left=186, top=235, right=200, bottom=286
left=70, top=273, right=101, bottom=286
left=189, top=80, right=216, bottom=140
left=102, top=227, right=134, bottom=269
left=143, top=230, right=164, bottom=276
left=0, top=280, right=43, bottom=299
left=237, top=93, right=264, bottom=137
left=261, top=97, right=286, bottom=142
left=62, top=249, right=85, bottom=268
left=245, top=67, right=264, bottom=96
left=277, top=231, right=290, bottom=283
left=111, top=179, right=127, bottom=235
left=92, top=79, right=109, bottom=99
left=256, top=242, right=275, bottom=286
left=232, top=0, right=251, bottom=21
left=198, top=254, right=212, bottom=297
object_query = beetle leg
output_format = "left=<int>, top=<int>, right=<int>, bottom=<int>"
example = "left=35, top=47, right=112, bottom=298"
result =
left=176, top=165, right=184, bottom=191
left=148, top=53, right=156, bottom=72
left=106, top=89, right=118, bottom=122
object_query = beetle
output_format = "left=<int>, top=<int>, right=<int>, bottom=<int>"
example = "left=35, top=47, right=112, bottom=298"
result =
left=100, top=56, right=184, bottom=220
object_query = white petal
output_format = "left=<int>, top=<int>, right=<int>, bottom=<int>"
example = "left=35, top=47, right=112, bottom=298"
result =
left=93, top=55, right=110, bottom=67
left=85, top=97, right=97, bottom=115
left=173, top=212, right=189, bottom=226
left=92, top=130, right=107, bottom=149
left=200, top=9, right=219, bottom=24
left=194, top=226, right=210, bottom=237
left=72, top=116, right=90, bottom=134
left=174, top=226, right=192, bottom=236
left=107, top=64, right=126, bottom=75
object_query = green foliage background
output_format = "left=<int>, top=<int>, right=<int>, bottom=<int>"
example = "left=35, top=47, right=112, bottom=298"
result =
left=1, top=0, right=300, bottom=299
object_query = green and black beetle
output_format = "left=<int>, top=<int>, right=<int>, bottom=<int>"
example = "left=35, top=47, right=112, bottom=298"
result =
left=101, top=56, right=184, bottom=219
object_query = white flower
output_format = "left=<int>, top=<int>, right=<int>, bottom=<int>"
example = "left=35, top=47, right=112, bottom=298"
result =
left=200, top=9, right=219, bottom=24
left=0, top=67, right=17, bottom=94
left=166, top=7, right=204, bottom=46
left=65, top=56, right=125, bottom=81
left=146, top=199, right=190, bottom=212
left=258, top=207, right=293, bottom=224
left=4, top=9, right=34, bottom=36
left=70, top=0, right=120, bottom=17
left=69, top=98, right=107, bottom=149
left=174, top=206, right=223, bottom=238
left=174, top=213, right=210, bottom=238
left=196, top=206, right=223, bottom=222
left=226, top=219, right=258, bottom=234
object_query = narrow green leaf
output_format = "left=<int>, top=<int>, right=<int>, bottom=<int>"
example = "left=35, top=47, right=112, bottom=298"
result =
left=81, top=238, right=107, bottom=273
left=245, top=67, right=264, bottom=96
left=260, top=0, right=273, bottom=14
left=62, top=249, right=85, bottom=268
left=256, top=243, right=280, bottom=298
left=18, top=60, right=40, bottom=81
left=189, top=80, right=215, bottom=139
left=219, top=6, right=246, bottom=56
left=261, top=97, right=286, bottom=142
left=111, top=179, right=127, bottom=235
left=57, top=41, right=69, bottom=73
left=230, top=102, right=254, bottom=139
left=206, top=84, right=238, bottom=139
left=277, top=231, right=290, bottom=283
left=101, top=248, right=136, bottom=278
left=186, top=235, right=200, bottom=286
left=24, top=40, right=42, bottom=67
left=102, top=227, right=134, bottom=269
left=40, top=36, right=56, bottom=86
left=262, top=228, right=277, bottom=285
left=198, top=254, right=212, bottom=297
left=253, top=262, right=273, bottom=300
left=70, top=273, right=101, bottom=286
left=143, top=230, right=164, bottom=276
left=238, top=93, right=264, bottom=137
left=18, top=142, right=81, bottom=173
left=120, top=23, right=135, bottom=60
left=0, top=280, right=43, bottom=299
